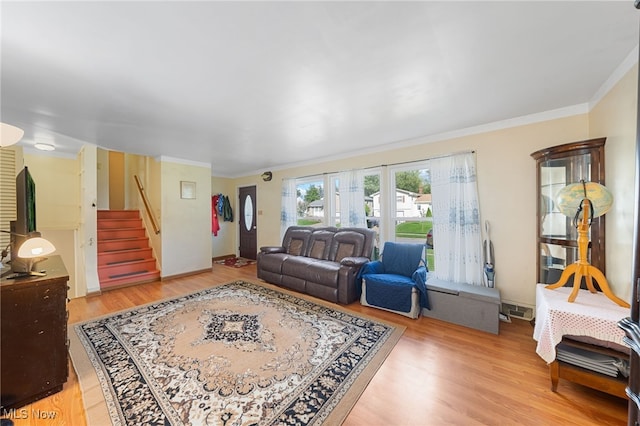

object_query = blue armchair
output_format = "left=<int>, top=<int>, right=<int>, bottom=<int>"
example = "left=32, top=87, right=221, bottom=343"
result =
left=360, top=242, right=429, bottom=318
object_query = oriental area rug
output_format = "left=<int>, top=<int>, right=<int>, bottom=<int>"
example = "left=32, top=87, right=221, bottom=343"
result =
left=69, top=280, right=404, bottom=425
left=214, top=256, right=256, bottom=268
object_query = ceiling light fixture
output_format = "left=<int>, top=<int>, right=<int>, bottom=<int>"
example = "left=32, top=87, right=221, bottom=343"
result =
left=34, top=143, right=55, bottom=151
left=0, top=123, right=25, bottom=148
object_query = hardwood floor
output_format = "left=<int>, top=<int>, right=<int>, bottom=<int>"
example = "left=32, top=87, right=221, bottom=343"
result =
left=1, top=264, right=628, bottom=425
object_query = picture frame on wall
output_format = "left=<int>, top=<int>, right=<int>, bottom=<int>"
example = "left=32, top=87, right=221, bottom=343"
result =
left=180, top=181, right=196, bottom=199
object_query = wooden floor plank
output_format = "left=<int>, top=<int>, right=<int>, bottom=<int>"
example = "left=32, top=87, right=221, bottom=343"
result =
left=1, top=264, right=628, bottom=425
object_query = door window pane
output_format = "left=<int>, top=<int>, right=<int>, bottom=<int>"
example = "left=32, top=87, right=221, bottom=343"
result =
left=243, top=194, right=253, bottom=231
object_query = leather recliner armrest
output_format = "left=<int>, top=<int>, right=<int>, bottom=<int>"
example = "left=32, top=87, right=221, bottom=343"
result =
left=340, top=256, right=370, bottom=268
left=260, top=246, right=286, bottom=254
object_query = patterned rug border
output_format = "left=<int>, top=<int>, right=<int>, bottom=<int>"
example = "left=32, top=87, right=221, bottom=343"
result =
left=69, top=280, right=405, bottom=425
left=213, top=256, right=257, bottom=268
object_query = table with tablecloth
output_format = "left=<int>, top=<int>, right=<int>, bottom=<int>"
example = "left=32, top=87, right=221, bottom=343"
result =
left=533, top=283, right=629, bottom=364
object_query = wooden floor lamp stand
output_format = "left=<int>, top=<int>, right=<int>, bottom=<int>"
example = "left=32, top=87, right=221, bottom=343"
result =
left=545, top=198, right=630, bottom=308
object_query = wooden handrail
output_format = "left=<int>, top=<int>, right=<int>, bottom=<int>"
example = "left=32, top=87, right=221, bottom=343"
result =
left=134, top=175, right=160, bottom=235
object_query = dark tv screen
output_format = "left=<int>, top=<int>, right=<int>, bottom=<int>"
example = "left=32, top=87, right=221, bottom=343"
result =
left=10, top=166, right=36, bottom=273
left=15, top=166, right=36, bottom=235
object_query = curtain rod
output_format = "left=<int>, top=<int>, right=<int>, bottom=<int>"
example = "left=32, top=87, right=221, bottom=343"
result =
left=291, top=149, right=475, bottom=180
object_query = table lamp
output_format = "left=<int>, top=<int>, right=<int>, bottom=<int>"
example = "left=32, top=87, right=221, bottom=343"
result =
left=0, top=230, right=56, bottom=277
left=545, top=180, right=629, bottom=307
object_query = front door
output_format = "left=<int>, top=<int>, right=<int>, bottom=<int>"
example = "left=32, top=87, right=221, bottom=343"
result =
left=239, top=186, right=257, bottom=260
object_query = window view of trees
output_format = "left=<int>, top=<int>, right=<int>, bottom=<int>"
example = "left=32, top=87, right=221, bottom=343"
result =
left=392, top=166, right=433, bottom=270
left=395, top=170, right=430, bottom=194
left=364, top=174, right=379, bottom=219
left=303, top=185, right=323, bottom=204
left=364, top=174, right=380, bottom=197
left=296, top=181, right=324, bottom=225
left=292, top=162, right=434, bottom=269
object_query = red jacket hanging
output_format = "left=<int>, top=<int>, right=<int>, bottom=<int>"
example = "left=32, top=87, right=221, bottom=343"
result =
left=211, top=195, right=221, bottom=236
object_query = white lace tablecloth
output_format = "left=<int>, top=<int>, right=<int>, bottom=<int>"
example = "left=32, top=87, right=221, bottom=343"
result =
left=532, top=283, right=630, bottom=363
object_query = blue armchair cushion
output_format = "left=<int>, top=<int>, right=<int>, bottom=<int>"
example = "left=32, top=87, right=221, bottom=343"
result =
left=364, top=274, right=416, bottom=313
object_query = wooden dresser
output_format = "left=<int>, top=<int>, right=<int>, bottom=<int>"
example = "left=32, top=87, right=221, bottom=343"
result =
left=0, top=255, right=69, bottom=410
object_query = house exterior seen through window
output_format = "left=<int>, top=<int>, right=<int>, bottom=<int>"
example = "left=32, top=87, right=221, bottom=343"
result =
left=390, top=163, right=433, bottom=270
left=292, top=160, right=433, bottom=269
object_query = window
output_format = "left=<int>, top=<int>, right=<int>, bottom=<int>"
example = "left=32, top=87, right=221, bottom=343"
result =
left=328, top=175, right=340, bottom=227
left=364, top=171, right=381, bottom=259
left=296, top=177, right=324, bottom=226
left=389, top=162, right=433, bottom=270
left=287, top=162, right=433, bottom=267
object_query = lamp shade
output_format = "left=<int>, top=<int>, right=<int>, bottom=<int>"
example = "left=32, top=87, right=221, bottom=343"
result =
left=555, top=181, right=613, bottom=219
left=0, top=123, right=24, bottom=148
left=17, top=237, right=56, bottom=258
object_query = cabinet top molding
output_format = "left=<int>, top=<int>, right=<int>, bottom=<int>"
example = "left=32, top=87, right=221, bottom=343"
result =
left=531, top=137, right=606, bottom=161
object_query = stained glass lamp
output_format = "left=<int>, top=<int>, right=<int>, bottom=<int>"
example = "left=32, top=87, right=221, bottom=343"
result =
left=545, top=180, right=629, bottom=307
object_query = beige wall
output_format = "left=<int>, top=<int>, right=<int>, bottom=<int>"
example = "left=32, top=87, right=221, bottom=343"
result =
left=124, top=153, right=141, bottom=211
left=40, top=228, right=77, bottom=296
left=79, top=144, right=100, bottom=296
left=122, top=153, right=162, bottom=269
left=211, top=176, right=237, bottom=258
left=23, top=152, right=80, bottom=296
left=148, top=157, right=163, bottom=265
left=589, top=63, right=639, bottom=302
left=24, top=153, right=80, bottom=230
left=96, top=148, right=109, bottom=209
left=160, top=159, right=212, bottom=277
left=108, top=150, right=125, bottom=210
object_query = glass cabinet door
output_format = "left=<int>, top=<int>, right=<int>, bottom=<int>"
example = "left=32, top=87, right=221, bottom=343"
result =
left=531, top=138, right=605, bottom=284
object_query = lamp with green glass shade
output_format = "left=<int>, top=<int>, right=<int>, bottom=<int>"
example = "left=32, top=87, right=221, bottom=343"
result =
left=545, top=180, right=629, bottom=307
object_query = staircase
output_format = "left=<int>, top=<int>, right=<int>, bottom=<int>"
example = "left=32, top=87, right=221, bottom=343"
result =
left=97, top=210, right=160, bottom=290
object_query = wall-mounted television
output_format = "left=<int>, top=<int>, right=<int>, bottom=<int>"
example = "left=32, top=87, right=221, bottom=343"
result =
left=10, top=166, right=36, bottom=273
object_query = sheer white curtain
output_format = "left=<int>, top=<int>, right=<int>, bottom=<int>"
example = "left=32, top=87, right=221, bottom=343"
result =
left=280, top=178, right=298, bottom=240
left=338, top=170, right=366, bottom=228
left=430, top=152, right=484, bottom=285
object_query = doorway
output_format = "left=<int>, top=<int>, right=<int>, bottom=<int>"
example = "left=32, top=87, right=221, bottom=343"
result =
left=108, top=150, right=125, bottom=210
left=239, top=185, right=257, bottom=260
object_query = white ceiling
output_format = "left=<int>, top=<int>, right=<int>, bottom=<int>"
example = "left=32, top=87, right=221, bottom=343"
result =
left=1, top=1, right=638, bottom=177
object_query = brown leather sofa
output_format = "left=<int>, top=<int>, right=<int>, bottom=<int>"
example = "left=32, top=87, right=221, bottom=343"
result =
left=257, top=226, right=376, bottom=304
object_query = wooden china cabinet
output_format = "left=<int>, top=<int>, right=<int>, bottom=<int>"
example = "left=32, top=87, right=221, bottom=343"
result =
left=531, top=138, right=606, bottom=286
